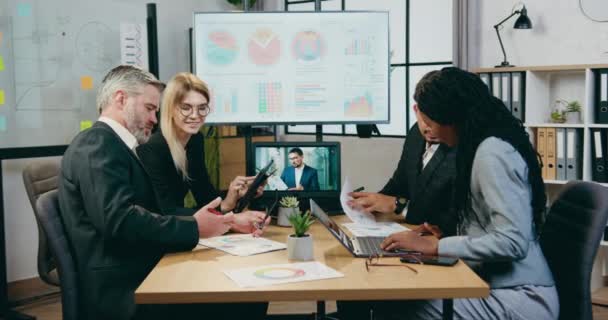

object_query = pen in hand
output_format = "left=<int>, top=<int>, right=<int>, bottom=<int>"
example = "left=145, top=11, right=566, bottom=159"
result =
left=353, top=186, right=365, bottom=192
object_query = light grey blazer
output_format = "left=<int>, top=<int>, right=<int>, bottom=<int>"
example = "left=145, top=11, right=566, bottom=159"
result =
left=438, top=137, right=555, bottom=289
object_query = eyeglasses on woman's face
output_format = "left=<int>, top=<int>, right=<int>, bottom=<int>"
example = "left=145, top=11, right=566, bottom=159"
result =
left=178, top=103, right=210, bottom=117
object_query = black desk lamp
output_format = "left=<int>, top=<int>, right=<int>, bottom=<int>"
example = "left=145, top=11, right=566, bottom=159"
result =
left=494, top=5, right=532, bottom=67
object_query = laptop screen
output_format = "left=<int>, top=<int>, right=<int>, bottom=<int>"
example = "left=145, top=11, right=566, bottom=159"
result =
left=310, top=199, right=356, bottom=252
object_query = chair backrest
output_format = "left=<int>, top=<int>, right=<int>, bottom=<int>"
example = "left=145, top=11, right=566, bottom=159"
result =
left=22, top=159, right=61, bottom=286
left=540, top=181, right=608, bottom=320
left=35, top=190, right=78, bottom=320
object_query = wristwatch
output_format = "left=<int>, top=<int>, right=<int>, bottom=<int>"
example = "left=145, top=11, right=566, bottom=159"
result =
left=394, top=197, right=408, bottom=214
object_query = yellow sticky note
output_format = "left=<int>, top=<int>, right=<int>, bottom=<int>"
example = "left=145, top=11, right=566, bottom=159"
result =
left=80, top=120, right=93, bottom=131
left=0, top=56, right=4, bottom=71
left=0, top=90, right=4, bottom=105
left=80, top=76, right=93, bottom=90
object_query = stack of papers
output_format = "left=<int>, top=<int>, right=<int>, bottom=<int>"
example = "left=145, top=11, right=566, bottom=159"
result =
left=224, top=261, right=344, bottom=287
left=198, top=234, right=286, bottom=257
left=340, top=177, right=409, bottom=237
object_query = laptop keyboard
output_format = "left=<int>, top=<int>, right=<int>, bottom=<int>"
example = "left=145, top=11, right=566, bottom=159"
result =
left=358, top=236, right=386, bottom=256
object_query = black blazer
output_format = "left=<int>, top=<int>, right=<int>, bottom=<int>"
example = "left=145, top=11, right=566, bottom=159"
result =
left=280, top=165, right=320, bottom=191
left=136, top=131, right=219, bottom=216
left=380, top=123, right=457, bottom=236
left=58, top=122, right=199, bottom=320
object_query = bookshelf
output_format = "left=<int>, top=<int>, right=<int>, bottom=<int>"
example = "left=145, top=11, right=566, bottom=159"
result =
left=475, top=64, right=608, bottom=305
left=473, top=64, right=608, bottom=185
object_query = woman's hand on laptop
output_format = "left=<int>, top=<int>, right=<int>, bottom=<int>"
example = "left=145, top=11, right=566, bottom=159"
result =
left=347, top=192, right=396, bottom=215
left=381, top=230, right=439, bottom=256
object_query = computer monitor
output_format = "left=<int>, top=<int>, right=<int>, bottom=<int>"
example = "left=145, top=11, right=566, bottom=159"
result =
left=250, top=142, right=341, bottom=200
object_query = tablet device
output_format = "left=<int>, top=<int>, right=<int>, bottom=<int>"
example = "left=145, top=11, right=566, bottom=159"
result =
left=233, top=160, right=274, bottom=213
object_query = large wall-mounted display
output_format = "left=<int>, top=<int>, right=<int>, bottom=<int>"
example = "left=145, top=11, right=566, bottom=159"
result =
left=194, top=11, right=390, bottom=125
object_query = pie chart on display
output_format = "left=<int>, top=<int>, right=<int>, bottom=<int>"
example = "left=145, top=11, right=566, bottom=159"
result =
left=248, top=28, right=281, bottom=66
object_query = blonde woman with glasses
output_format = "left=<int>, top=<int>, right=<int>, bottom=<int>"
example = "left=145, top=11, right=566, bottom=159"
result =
left=137, top=72, right=270, bottom=237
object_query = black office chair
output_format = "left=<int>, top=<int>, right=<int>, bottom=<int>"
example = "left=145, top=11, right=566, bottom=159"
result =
left=540, top=181, right=608, bottom=320
left=35, top=190, right=79, bottom=320
left=22, top=159, right=61, bottom=286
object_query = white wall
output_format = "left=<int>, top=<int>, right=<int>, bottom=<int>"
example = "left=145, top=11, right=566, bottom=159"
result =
left=469, top=1, right=608, bottom=69
left=468, top=0, right=608, bottom=292
left=2, top=0, right=236, bottom=283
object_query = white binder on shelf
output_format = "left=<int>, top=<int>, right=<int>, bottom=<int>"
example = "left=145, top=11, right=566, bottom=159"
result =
left=556, top=128, right=566, bottom=181
left=491, top=73, right=502, bottom=100
left=480, top=73, right=490, bottom=92
left=511, top=72, right=524, bottom=121
left=565, top=128, right=582, bottom=180
left=501, top=73, right=511, bottom=111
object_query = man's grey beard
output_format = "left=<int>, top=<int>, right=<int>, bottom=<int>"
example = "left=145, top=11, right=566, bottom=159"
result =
left=125, top=103, right=150, bottom=145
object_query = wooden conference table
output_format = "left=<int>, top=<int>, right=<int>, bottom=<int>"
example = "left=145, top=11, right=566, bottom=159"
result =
left=135, top=215, right=489, bottom=320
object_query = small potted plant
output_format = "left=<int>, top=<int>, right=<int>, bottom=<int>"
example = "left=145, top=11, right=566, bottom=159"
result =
left=561, top=99, right=582, bottom=124
left=287, top=209, right=315, bottom=261
left=277, top=196, right=299, bottom=227
left=550, top=109, right=566, bottom=124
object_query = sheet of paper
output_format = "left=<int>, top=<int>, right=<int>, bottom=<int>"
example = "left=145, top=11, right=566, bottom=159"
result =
left=267, top=175, right=288, bottom=191
left=224, top=261, right=344, bottom=288
left=198, top=234, right=286, bottom=257
left=342, top=222, right=409, bottom=237
left=120, top=23, right=149, bottom=69
left=340, top=177, right=376, bottom=225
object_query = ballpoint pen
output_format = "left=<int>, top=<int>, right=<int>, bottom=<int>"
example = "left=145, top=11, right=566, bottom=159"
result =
left=353, top=186, right=365, bottom=192
left=254, top=189, right=279, bottom=230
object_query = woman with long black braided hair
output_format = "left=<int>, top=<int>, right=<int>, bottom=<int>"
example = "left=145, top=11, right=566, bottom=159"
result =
left=361, top=67, right=559, bottom=319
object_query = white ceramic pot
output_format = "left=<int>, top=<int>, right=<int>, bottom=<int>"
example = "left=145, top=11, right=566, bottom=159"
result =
left=277, top=207, right=297, bottom=227
left=565, top=112, right=581, bottom=124
left=287, top=234, right=314, bottom=261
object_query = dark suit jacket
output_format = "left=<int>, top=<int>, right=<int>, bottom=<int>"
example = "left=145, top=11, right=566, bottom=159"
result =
left=136, top=131, right=219, bottom=216
left=380, top=123, right=457, bottom=236
left=58, top=122, right=199, bottom=320
left=281, top=165, right=320, bottom=191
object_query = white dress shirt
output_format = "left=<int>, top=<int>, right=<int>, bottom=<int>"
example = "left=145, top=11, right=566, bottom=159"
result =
left=98, top=116, right=138, bottom=150
left=294, top=166, right=304, bottom=187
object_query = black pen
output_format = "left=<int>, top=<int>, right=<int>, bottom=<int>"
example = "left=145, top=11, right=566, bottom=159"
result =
left=353, top=186, right=365, bottom=192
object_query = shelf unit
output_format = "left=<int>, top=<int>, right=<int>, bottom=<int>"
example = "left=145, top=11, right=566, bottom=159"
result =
left=474, top=64, right=608, bottom=305
left=474, top=64, right=608, bottom=184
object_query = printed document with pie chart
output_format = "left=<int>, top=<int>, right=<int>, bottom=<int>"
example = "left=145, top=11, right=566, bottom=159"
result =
left=198, top=234, right=286, bottom=256
left=194, top=12, right=389, bottom=124
left=224, top=261, right=344, bottom=287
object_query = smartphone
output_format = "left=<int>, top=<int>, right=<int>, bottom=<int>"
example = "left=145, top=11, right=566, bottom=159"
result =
left=400, top=255, right=458, bottom=267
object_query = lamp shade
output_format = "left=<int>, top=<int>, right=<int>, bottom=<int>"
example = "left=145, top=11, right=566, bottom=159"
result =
left=514, top=7, right=532, bottom=29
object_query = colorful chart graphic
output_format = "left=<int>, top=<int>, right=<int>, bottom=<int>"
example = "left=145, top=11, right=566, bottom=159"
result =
left=253, top=267, right=306, bottom=280
left=248, top=28, right=281, bottom=66
left=294, top=84, right=326, bottom=109
left=258, top=82, right=282, bottom=113
left=344, top=92, right=373, bottom=117
left=291, top=31, right=325, bottom=63
left=210, top=88, right=238, bottom=114
left=345, top=38, right=371, bottom=55
left=206, top=31, right=238, bottom=65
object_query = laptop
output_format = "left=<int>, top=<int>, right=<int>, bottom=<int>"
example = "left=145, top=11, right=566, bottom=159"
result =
left=310, top=199, right=405, bottom=257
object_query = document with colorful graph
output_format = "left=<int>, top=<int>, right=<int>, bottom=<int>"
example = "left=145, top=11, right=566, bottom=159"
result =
left=224, top=261, right=344, bottom=288
left=198, top=234, right=286, bottom=257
